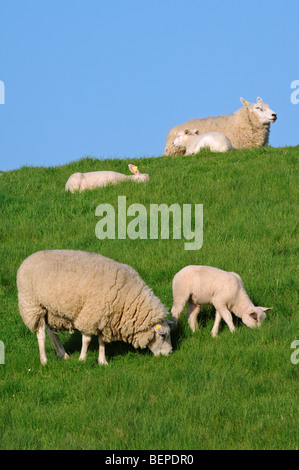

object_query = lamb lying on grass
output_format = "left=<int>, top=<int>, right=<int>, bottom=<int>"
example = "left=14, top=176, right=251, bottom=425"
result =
left=173, top=129, right=232, bottom=154
left=65, top=164, right=149, bottom=192
left=171, top=265, right=272, bottom=336
left=165, top=97, right=277, bottom=156
left=17, top=250, right=172, bottom=365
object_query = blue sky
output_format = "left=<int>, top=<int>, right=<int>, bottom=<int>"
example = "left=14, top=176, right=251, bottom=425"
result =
left=0, top=0, right=298, bottom=171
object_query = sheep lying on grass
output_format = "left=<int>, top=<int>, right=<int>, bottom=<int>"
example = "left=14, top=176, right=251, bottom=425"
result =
left=17, top=250, right=172, bottom=365
left=173, top=129, right=232, bottom=154
left=65, top=164, right=149, bottom=192
left=165, top=97, right=277, bottom=156
left=171, top=265, right=272, bottom=335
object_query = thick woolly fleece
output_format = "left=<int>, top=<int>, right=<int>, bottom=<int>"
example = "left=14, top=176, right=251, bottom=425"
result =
left=17, top=250, right=168, bottom=349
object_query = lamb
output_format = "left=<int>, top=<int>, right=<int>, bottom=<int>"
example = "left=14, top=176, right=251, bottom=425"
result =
left=170, top=265, right=272, bottom=336
left=173, top=129, right=232, bottom=154
left=65, top=164, right=149, bottom=193
left=164, top=97, right=277, bottom=156
left=17, top=249, right=172, bottom=365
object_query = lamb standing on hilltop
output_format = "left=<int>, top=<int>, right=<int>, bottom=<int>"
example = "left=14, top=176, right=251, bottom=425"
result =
left=65, top=164, right=149, bottom=193
left=174, top=129, right=232, bottom=154
left=171, top=265, right=272, bottom=336
left=165, top=97, right=277, bottom=156
left=17, top=250, right=172, bottom=365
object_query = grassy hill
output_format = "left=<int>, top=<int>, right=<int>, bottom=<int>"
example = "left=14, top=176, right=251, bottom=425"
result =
left=0, top=146, right=298, bottom=450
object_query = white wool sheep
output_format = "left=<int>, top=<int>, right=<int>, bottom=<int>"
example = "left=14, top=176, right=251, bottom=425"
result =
left=173, top=129, right=232, bottom=154
left=171, top=265, right=272, bottom=335
left=65, top=164, right=149, bottom=193
left=17, top=250, right=172, bottom=365
left=165, top=97, right=277, bottom=156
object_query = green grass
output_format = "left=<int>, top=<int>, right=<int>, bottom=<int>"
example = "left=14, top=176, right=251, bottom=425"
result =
left=0, top=146, right=298, bottom=449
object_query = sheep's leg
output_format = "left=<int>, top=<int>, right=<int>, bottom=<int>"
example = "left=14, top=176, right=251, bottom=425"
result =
left=79, top=334, right=91, bottom=361
left=98, top=334, right=108, bottom=365
left=36, top=318, right=47, bottom=365
left=214, top=305, right=235, bottom=334
left=46, top=326, right=69, bottom=360
left=187, top=302, right=200, bottom=332
left=211, top=311, right=222, bottom=337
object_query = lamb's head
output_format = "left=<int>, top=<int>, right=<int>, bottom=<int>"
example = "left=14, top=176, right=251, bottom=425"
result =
left=240, top=97, right=277, bottom=125
left=128, top=164, right=149, bottom=181
left=242, top=306, right=272, bottom=329
left=173, top=129, right=199, bottom=148
left=147, top=321, right=172, bottom=356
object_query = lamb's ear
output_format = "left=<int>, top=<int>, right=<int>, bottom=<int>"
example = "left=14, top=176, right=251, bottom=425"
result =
left=256, top=306, right=272, bottom=312
left=240, top=97, right=248, bottom=107
left=191, top=129, right=199, bottom=135
left=256, top=97, right=263, bottom=103
left=128, top=164, right=139, bottom=175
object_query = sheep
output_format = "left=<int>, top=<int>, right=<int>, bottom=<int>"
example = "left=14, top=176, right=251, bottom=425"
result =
left=65, top=164, right=149, bottom=193
left=170, top=265, right=272, bottom=336
left=17, top=250, right=172, bottom=365
left=173, top=129, right=232, bottom=154
left=164, top=97, right=277, bottom=156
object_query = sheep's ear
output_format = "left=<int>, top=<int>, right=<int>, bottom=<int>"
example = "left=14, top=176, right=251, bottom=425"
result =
left=240, top=97, right=248, bottom=107
left=184, top=129, right=190, bottom=134
left=191, top=129, right=199, bottom=134
left=256, top=97, right=263, bottom=103
left=128, top=164, right=139, bottom=175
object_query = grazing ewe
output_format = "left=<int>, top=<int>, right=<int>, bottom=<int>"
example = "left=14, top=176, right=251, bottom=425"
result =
left=65, top=164, right=149, bottom=193
left=173, top=129, right=232, bottom=154
left=164, top=97, right=277, bottom=156
left=171, top=265, right=272, bottom=336
left=17, top=250, right=172, bottom=365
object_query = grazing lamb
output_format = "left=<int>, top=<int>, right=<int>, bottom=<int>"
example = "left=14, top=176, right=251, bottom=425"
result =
left=17, top=250, right=172, bottom=365
left=65, top=164, right=149, bottom=193
left=171, top=265, right=272, bottom=336
left=164, top=97, right=277, bottom=156
left=173, top=129, right=232, bottom=154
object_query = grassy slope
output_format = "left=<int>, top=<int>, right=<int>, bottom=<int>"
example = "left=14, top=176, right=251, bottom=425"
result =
left=0, top=147, right=298, bottom=450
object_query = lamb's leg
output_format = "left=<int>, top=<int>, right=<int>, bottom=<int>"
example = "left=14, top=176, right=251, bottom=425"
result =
left=171, top=293, right=190, bottom=328
left=211, top=311, right=222, bottom=337
left=98, top=334, right=108, bottom=365
left=46, top=325, right=69, bottom=360
left=214, top=305, right=235, bottom=334
left=36, top=318, right=47, bottom=365
left=187, top=302, right=200, bottom=332
left=79, top=334, right=92, bottom=361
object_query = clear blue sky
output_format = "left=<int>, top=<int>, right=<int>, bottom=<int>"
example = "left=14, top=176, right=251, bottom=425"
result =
left=0, top=0, right=298, bottom=171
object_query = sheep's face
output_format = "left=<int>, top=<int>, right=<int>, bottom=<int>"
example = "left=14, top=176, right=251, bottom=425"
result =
left=173, top=129, right=198, bottom=148
left=147, top=322, right=172, bottom=356
left=241, top=97, right=277, bottom=124
left=242, top=306, right=270, bottom=329
left=136, top=173, right=149, bottom=182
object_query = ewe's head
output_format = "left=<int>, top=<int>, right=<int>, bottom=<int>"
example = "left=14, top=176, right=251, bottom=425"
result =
left=242, top=306, right=272, bottom=329
left=147, top=321, right=172, bottom=356
left=128, top=164, right=149, bottom=181
left=240, top=97, right=277, bottom=125
left=173, top=129, right=199, bottom=148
